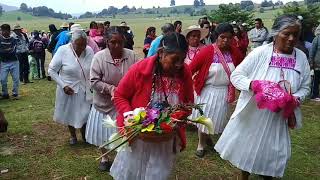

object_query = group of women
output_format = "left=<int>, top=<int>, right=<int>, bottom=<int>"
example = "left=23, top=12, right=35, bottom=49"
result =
left=48, top=14, right=311, bottom=180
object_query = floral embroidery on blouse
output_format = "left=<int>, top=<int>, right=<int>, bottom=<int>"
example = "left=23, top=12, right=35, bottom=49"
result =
left=212, top=52, right=233, bottom=63
left=269, top=55, right=296, bottom=70
left=153, top=77, right=182, bottom=105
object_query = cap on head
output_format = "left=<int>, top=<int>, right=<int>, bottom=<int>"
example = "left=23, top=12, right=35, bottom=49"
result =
left=70, top=24, right=84, bottom=34
left=182, top=25, right=209, bottom=40
left=13, top=24, right=22, bottom=30
left=60, top=22, right=69, bottom=28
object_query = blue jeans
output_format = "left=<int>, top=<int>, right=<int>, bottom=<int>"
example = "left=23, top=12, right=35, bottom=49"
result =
left=1, top=61, right=20, bottom=96
left=311, top=70, right=320, bottom=98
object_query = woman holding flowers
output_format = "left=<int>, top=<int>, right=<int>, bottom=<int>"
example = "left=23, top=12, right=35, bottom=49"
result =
left=189, top=23, right=242, bottom=158
left=109, top=33, right=194, bottom=180
left=215, top=15, right=311, bottom=179
left=85, top=26, right=138, bottom=171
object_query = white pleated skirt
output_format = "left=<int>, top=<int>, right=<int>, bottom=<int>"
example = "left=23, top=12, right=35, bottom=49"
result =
left=192, top=85, right=229, bottom=134
left=85, top=106, right=117, bottom=147
left=53, top=87, right=91, bottom=128
left=214, top=99, right=291, bottom=177
left=110, top=138, right=177, bottom=180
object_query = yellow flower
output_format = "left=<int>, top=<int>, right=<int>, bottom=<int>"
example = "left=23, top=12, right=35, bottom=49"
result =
left=193, top=116, right=215, bottom=134
left=134, top=115, right=140, bottom=122
left=141, top=124, right=155, bottom=132
left=140, top=111, right=147, bottom=119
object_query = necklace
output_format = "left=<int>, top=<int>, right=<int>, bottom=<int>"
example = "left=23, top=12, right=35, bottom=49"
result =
left=187, top=47, right=200, bottom=60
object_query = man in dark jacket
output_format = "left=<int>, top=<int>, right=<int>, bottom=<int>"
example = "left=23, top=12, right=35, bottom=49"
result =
left=0, top=24, right=19, bottom=99
left=47, top=24, right=61, bottom=55
left=12, top=24, right=31, bottom=84
left=119, top=22, right=134, bottom=50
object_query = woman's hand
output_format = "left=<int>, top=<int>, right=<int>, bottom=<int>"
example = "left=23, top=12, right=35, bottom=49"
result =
left=63, top=86, right=74, bottom=95
left=111, top=88, right=116, bottom=101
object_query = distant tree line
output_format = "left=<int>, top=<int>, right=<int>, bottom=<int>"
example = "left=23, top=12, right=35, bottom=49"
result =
left=169, top=0, right=205, bottom=7
left=0, top=5, right=3, bottom=16
left=304, top=0, right=320, bottom=4
left=79, top=3, right=209, bottom=19
left=209, top=4, right=254, bottom=26
left=20, top=3, right=72, bottom=19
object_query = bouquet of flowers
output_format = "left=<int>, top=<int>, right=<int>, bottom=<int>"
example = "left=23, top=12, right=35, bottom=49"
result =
left=97, top=104, right=214, bottom=159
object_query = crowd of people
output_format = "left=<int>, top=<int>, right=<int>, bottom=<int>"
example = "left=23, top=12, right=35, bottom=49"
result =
left=0, top=13, right=318, bottom=180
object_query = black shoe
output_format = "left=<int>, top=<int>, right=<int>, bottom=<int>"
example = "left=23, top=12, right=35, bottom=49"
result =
left=1, top=95, right=9, bottom=99
left=195, top=150, right=205, bottom=158
left=99, top=160, right=113, bottom=171
left=24, top=80, right=34, bottom=84
left=12, top=94, right=19, bottom=100
left=47, top=76, right=52, bottom=81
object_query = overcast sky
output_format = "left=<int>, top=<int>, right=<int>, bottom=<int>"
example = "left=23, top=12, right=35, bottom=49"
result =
left=2, top=0, right=292, bottom=14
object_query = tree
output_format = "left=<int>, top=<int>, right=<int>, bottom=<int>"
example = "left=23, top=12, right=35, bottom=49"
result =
left=208, top=4, right=254, bottom=25
left=199, top=0, right=206, bottom=6
left=261, top=0, right=274, bottom=7
left=0, top=6, right=2, bottom=16
left=108, top=6, right=118, bottom=15
left=194, top=0, right=200, bottom=8
left=292, top=1, right=299, bottom=6
left=277, top=5, right=320, bottom=30
left=131, top=6, right=137, bottom=12
left=20, top=3, right=28, bottom=12
left=120, top=5, right=130, bottom=14
left=259, top=7, right=265, bottom=13
left=304, top=0, right=320, bottom=4
left=170, top=0, right=175, bottom=6
left=79, top=11, right=94, bottom=19
left=240, top=0, right=254, bottom=10
left=29, top=5, right=72, bottom=19
left=275, top=1, right=284, bottom=6
left=17, top=16, right=21, bottom=21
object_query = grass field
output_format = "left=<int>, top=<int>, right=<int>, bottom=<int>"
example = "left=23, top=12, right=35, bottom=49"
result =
left=0, top=72, right=319, bottom=179
left=1, top=8, right=320, bottom=180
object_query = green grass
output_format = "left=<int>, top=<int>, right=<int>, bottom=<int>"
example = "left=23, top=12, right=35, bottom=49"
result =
left=0, top=68, right=320, bottom=179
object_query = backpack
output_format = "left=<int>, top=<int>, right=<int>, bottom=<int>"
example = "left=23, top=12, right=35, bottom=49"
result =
left=33, top=39, right=44, bottom=53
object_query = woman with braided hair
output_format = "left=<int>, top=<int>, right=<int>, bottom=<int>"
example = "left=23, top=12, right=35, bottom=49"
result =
left=110, top=33, right=194, bottom=180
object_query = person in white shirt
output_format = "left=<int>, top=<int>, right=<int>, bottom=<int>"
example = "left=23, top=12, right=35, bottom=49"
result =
left=215, top=15, right=311, bottom=180
left=48, top=30, right=94, bottom=145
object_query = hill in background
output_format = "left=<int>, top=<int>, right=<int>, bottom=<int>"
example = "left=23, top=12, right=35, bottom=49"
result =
left=0, top=3, right=19, bottom=12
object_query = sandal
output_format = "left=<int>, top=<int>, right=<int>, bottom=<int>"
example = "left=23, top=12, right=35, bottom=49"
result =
left=99, top=160, right=113, bottom=172
left=195, top=150, right=205, bottom=158
left=69, top=137, right=78, bottom=145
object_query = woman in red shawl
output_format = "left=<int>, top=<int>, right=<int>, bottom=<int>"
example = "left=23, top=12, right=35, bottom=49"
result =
left=189, top=23, right=242, bottom=158
left=110, top=33, right=194, bottom=180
